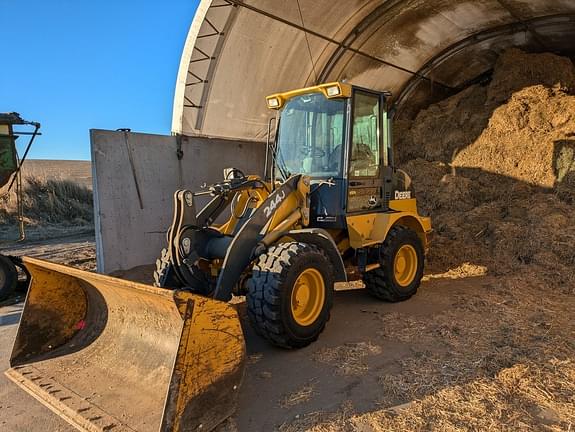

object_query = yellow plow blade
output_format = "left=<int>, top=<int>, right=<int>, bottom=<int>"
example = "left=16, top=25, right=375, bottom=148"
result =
left=5, top=257, right=245, bottom=432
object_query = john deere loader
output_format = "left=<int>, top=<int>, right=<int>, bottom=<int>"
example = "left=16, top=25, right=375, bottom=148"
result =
left=6, top=82, right=431, bottom=431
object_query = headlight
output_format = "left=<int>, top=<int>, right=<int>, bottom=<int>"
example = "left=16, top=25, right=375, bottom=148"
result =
left=266, top=96, right=281, bottom=109
left=326, top=85, right=341, bottom=97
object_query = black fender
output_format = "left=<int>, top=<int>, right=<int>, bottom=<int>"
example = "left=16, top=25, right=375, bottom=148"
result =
left=283, top=228, right=347, bottom=283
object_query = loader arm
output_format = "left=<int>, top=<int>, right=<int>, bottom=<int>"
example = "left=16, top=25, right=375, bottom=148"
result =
left=159, top=173, right=317, bottom=300
left=214, top=174, right=309, bottom=300
left=164, top=177, right=268, bottom=291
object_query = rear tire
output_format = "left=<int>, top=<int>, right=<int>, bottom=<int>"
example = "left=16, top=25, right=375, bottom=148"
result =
left=247, top=242, right=334, bottom=349
left=363, top=225, right=424, bottom=302
left=0, top=255, right=18, bottom=301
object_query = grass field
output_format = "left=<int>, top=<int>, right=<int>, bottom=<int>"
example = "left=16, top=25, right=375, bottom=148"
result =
left=0, top=160, right=93, bottom=241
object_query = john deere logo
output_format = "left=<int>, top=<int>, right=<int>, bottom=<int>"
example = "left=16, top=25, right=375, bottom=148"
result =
left=395, top=190, right=412, bottom=200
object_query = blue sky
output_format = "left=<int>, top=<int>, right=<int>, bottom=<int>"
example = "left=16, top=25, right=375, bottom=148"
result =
left=0, top=1, right=199, bottom=160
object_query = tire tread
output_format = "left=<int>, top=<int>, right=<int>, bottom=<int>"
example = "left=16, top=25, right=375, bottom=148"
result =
left=364, top=225, right=424, bottom=302
left=247, top=242, right=332, bottom=348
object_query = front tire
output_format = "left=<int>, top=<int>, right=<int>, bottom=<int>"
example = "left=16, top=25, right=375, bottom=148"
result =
left=247, top=242, right=334, bottom=349
left=364, top=225, right=424, bottom=302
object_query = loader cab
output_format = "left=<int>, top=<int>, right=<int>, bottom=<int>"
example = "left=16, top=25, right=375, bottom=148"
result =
left=267, top=83, right=396, bottom=229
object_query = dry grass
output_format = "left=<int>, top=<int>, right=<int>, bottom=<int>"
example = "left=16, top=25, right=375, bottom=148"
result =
left=281, top=273, right=575, bottom=431
left=423, top=262, right=488, bottom=281
left=278, top=401, right=356, bottom=432
left=280, top=381, right=317, bottom=408
left=395, top=50, right=575, bottom=292
left=1, top=176, right=93, bottom=233
left=313, top=342, right=382, bottom=376
left=247, top=353, right=263, bottom=365
left=337, top=359, right=574, bottom=432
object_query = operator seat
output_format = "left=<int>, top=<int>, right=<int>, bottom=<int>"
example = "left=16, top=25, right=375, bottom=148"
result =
left=350, top=143, right=375, bottom=173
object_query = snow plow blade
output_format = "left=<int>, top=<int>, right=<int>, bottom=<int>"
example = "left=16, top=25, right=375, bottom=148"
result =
left=5, top=257, right=245, bottom=432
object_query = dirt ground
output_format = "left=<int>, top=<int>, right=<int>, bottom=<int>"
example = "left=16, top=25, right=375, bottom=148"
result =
left=0, top=237, right=573, bottom=431
left=0, top=234, right=96, bottom=272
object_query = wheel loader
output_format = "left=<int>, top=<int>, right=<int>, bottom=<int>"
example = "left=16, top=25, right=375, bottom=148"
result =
left=6, top=82, right=431, bottom=431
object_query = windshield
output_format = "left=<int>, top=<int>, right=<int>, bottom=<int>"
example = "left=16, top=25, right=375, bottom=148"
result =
left=275, top=93, right=346, bottom=179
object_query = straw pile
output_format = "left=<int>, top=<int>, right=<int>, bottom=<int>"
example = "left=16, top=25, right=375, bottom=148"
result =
left=396, top=48, right=575, bottom=288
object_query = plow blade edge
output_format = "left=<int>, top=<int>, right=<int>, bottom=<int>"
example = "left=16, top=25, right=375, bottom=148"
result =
left=5, top=257, right=245, bottom=432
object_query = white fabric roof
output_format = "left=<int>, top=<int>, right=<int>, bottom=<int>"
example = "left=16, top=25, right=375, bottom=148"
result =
left=172, top=0, right=575, bottom=141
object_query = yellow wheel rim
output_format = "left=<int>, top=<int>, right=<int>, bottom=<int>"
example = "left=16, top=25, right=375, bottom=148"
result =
left=291, top=268, right=325, bottom=326
left=394, top=245, right=418, bottom=287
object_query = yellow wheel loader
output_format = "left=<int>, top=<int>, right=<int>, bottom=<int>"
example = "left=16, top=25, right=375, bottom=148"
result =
left=6, top=82, right=431, bottom=431
left=153, top=82, right=431, bottom=348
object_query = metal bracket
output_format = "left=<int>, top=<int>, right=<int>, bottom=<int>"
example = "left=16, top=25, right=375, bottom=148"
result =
left=357, top=248, right=368, bottom=274
left=176, top=134, right=186, bottom=160
left=117, top=128, right=144, bottom=210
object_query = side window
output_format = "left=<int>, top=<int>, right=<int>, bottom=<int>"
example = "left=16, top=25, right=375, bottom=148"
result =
left=350, top=92, right=380, bottom=178
left=382, top=110, right=390, bottom=166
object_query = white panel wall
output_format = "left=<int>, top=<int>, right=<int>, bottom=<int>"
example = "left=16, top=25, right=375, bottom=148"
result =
left=91, top=129, right=265, bottom=274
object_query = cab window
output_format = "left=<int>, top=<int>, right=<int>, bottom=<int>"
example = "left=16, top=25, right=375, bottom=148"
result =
left=275, top=93, right=346, bottom=179
left=350, top=92, right=380, bottom=178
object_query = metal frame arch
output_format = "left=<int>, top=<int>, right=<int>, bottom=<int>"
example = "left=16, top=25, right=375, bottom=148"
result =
left=172, top=0, right=214, bottom=135
left=393, top=13, right=575, bottom=119
left=172, top=0, right=238, bottom=135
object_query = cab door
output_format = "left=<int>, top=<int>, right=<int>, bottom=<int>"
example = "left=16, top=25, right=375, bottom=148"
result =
left=346, top=89, right=388, bottom=213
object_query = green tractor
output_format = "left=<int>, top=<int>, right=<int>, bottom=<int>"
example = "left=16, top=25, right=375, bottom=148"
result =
left=0, top=112, right=40, bottom=300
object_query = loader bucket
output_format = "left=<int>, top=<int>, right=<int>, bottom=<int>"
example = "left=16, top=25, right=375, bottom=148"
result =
left=5, top=257, right=245, bottom=432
